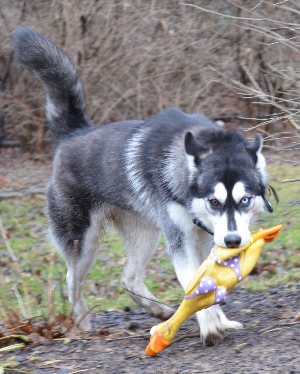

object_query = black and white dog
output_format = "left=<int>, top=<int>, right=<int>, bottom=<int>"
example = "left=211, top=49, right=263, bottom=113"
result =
left=14, top=27, right=273, bottom=345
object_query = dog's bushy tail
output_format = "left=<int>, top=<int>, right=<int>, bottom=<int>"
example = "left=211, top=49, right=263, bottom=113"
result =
left=14, top=26, right=91, bottom=145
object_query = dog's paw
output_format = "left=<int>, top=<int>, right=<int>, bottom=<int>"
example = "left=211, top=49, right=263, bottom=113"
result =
left=219, top=318, right=243, bottom=331
left=73, top=307, right=92, bottom=331
left=76, top=315, right=92, bottom=331
left=198, top=315, right=224, bottom=347
left=197, top=305, right=243, bottom=346
left=72, top=302, right=92, bottom=331
left=202, top=332, right=223, bottom=347
left=148, top=304, right=174, bottom=321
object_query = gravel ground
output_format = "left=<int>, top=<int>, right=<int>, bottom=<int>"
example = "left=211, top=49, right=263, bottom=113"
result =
left=2, top=285, right=299, bottom=374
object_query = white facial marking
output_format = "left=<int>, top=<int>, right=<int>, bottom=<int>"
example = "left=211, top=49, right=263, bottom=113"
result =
left=232, top=182, right=246, bottom=204
left=214, top=182, right=227, bottom=204
left=212, top=210, right=251, bottom=247
left=233, top=211, right=251, bottom=246
left=191, top=191, right=265, bottom=248
left=213, top=213, right=228, bottom=247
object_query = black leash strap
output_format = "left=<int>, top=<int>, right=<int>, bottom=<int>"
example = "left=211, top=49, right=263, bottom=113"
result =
left=193, top=218, right=214, bottom=235
left=123, top=287, right=176, bottom=307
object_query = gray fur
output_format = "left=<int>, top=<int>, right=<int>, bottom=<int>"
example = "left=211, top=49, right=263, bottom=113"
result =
left=14, top=26, right=91, bottom=145
left=14, top=27, right=270, bottom=345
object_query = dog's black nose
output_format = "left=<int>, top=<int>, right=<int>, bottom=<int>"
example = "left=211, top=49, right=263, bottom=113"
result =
left=224, top=234, right=241, bottom=248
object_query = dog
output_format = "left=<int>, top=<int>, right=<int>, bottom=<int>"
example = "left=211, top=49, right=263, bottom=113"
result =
left=14, top=27, right=274, bottom=346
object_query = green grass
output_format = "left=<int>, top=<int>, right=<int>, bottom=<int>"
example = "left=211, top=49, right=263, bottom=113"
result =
left=245, top=163, right=300, bottom=291
left=0, top=196, right=178, bottom=319
left=0, top=162, right=299, bottom=320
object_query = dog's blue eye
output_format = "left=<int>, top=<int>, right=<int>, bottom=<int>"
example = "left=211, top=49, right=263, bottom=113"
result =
left=209, top=198, right=222, bottom=209
left=240, top=196, right=251, bottom=207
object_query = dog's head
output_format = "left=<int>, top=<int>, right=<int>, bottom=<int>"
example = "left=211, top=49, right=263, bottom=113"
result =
left=185, top=130, right=274, bottom=248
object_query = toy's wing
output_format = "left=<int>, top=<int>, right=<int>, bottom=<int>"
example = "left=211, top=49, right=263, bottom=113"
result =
left=185, top=259, right=209, bottom=296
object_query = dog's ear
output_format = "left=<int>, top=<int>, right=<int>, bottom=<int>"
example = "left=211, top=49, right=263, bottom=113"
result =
left=247, top=134, right=278, bottom=213
left=263, top=185, right=279, bottom=213
left=184, top=132, right=209, bottom=163
left=246, top=133, right=268, bottom=185
left=263, top=196, right=273, bottom=213
left=246, top=134, right=263, bottom=164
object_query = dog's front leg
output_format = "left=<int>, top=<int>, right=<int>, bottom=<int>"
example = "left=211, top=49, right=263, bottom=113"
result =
left=162, top=203, right=243, bottom=345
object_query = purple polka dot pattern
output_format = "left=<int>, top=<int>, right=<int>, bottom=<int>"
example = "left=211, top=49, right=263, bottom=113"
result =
left=184, top=275, right=216, bottom=300
left=213, top=287, right=227, bottom=305
left=223, top=255, right=243, bottom=281
left=184, top=248, right=243, bottom=302
left=210, top=248, right=243, bottom=281
left=184, top=275, right=227, bottom=305
left=209, top=248, right=222, bottom=265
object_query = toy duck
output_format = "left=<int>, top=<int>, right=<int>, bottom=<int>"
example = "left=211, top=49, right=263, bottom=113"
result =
left=145, top=224, right=283, bottom=357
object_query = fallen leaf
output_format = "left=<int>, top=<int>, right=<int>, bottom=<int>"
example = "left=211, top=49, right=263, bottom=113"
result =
left=0, top=335, right=30, bottom=343
left=53, top=337, right=72, bottom=344
left=29, top=356, right=40, bottom=361
left=294, top=312, right=300, bottom=322
left=0, top=343, right=25, bottom=352
left=234, top=342, right=248, bottom=353
left=28, top=332, right=49, bottom=346
left=241, top=309, right=252, bottom=314
left=42, top=360, right=62, bottom=366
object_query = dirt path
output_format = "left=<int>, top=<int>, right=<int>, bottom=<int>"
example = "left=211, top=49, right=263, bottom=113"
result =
left=2, top=285, right=299, bottom=374
left=0, top=149, right=51, bottom=194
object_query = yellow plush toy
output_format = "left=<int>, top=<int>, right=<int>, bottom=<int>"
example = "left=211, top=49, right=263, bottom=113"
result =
left=146, top=224, right=282, bottom=357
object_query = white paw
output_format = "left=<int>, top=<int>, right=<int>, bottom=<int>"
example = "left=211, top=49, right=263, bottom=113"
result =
left=197, top=305, right=243, bottom=346
left=219, top=317, right=243, bottom=330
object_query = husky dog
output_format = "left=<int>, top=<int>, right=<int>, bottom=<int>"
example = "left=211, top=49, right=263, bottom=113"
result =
left=14, top=27, right=273, bottom=345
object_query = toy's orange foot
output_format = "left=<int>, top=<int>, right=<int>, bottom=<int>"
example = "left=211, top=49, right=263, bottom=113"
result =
left=264, top=225, right=283, bottom=242
left=145, top=331, right=172, bottom=357
left=254, top=224, right=283, bottom=242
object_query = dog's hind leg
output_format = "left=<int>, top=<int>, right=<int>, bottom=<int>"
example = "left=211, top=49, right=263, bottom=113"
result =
left=48, top=191, right=101, bottom=331
left=114, top=212, right=174, bottom=320
left=51, top=224, right=99, bottom=330
left=65, top=218, right=100, bottom=331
